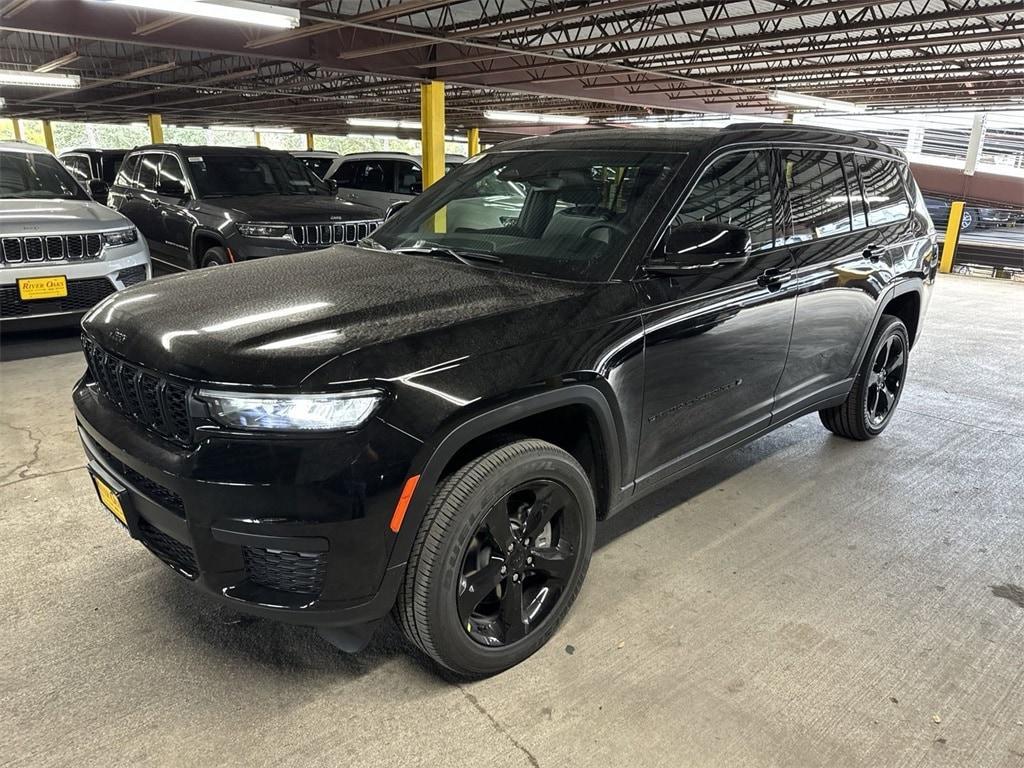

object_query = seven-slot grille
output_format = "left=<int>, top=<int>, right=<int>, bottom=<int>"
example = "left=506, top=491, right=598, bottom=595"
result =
left=289, top=219, right=381, bottom=248
left=82, top=337, right=194, bottom=446
left=2, top=233, right=102, bottom=265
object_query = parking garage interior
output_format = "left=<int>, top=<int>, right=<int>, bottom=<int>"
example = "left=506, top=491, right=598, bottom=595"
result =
left=1, top=1, right=1023, bottom=766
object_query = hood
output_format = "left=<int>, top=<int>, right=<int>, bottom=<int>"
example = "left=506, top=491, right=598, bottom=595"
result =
left=82, top=247, right=586, bottom=387
left=0, top=199, right=129, bottom=235
left=197, top=195, right=381, bottom=223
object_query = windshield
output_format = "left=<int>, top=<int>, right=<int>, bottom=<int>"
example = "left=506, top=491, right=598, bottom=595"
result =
left=371, top=150, right=682, bottom=281
left=0, top=151, right=89, bottom=200
left=187, top=153, right=332, bottom=198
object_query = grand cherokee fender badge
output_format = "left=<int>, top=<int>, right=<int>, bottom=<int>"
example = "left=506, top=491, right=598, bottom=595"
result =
left=648, top=379, right=744, bottom=423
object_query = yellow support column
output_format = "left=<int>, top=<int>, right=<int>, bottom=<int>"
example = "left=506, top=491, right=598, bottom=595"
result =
left=939, top=200, right=965, bottom=274
left=254, top=131, right=262, bottom=147
left=147, top=113, right=164, bottom=144
left=467, top=127, right=480, bottom=157
left=42, top=120, right=55, bottom=153
left=420, top=80, right=446, bottom=232
left=11, top=118, right=21, bottom=141
left=420, top=81, right=445, bottom=188
left=306, top=132, right=315, bottom=151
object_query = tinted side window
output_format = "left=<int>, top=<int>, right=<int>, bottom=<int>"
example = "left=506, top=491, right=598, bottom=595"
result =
left=672, top=150, right=775, bottom=250
left=62, top=156, right=90, bottom=180
left=137, top=154, right=159, bottom=191
left=159, top=154, right=187, bottom=189
left=333, top=161, right=357, bottom=187
left=350, top=160, right=391, bottom=192
left=301, top=157, right=334, bottom=179
left=858, top=155, right=910, bottom=226
left=115, top=154, right=140, bottom=188
left=782, top=150, right=851, bottom=241
left=396, top=161, right=422, bottom=194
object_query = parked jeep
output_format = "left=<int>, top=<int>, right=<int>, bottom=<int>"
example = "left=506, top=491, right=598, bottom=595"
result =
left=1, top=141, right=150, bottom=327
left=108, top=144, right=382, bottom=270
left=75, top=125, right=936, bottom=676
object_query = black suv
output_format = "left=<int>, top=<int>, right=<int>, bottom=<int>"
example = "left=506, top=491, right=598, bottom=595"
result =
left=74, top=126, right=936, bottom=677
left=108, top=145, right=382, bottom=270
left=59, top=148, right=128, bottom=205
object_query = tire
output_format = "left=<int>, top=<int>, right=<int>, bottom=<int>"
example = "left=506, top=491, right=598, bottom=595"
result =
left=960, top=209, right=976, bottom=232
left=394, top=439, right=596, bottom=677
left=819, top=315, right=910, bottom=440
left=200, top=246, right=229, bottom=268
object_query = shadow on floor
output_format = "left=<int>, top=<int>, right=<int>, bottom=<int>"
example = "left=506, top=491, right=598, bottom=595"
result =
left=1, top=325, right=83, bottom=362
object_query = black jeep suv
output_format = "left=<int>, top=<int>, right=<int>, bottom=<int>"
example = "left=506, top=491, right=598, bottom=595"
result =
left=74, top=126, right=936, bottom=677
left=108, top=145, right=382, bottom=271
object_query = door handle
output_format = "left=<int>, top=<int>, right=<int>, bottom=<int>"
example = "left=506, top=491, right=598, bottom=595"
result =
left=758, top=267, right=792, bottom=288
left=863, top=243, right=882, bottom=262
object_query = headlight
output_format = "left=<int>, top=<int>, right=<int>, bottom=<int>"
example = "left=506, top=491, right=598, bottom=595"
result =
left=197, top=389, right=383, bottom=431
left=103, top=227, right=139, bottom=247
left=237, top=223, right=290, bottom=238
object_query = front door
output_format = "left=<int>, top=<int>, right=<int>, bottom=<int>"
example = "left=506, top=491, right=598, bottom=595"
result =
left=153, top=153, right=194, bottom=270
left=130, top=152, right=167, bottom=257
left=636, top=149, right=797, bottom=487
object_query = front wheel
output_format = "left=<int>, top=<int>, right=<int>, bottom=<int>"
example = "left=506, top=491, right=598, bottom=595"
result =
left=819, top=314, right=910, bottom=440
left=394, top=439, right=596, bottom=677
left=200, top=246, right=230, bottom=268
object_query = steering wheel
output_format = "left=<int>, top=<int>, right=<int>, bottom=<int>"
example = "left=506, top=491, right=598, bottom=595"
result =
left=580, top=220, right=631, bottom=243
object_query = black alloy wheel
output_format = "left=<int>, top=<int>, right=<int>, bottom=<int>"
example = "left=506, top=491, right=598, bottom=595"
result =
left=395, top=439, right=596, bottom=677
left=457, top=479, right=583, bottom=647
left=864, top=333, right=907, bottom=428
left=819, top=314, right=910, bottom=440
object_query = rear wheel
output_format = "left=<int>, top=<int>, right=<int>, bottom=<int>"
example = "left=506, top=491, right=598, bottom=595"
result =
left=395, top=439, right=595, bottom=677
left=961, top=208, right=976, bottom=232
left=819, top=314, right=909, bottom=440
left=201, top=246, right=229, bottom=268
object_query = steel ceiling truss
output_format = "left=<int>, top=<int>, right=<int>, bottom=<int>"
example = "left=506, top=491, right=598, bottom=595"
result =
left=0, top=0, right=1021, bottom=130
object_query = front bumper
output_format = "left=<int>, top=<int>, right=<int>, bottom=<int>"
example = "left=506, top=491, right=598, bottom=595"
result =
left=1, top=244, right=150, bottom=322
left=73, top=376, right=419, bottom=628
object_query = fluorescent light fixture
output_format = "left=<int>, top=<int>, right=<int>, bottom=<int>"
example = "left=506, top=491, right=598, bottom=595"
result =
left=484, top=110, right=589, bottom=125
left=253, top=126, right=293, bottom=134
left=0, top=69, right=81, bottom=89
left=347, top=117, right=422, bottom=130
left=769, top=91, right=866, bottom=114
left=99, top=0, right=300, bottom=29
left=209, top=124, right=255, bottom=131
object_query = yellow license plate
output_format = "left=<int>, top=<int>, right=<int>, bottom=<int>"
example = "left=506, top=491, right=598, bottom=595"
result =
left=94, top=475, right=127, bottom=526
left=18, top=275, right=68, bottom=300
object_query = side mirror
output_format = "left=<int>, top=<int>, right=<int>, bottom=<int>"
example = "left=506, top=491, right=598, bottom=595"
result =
left=87, top=179, right=109, bottom=202
left=325, top=178, right=338, bottom=194
left=647, top=222, right=752, bottom=274
left=157, top=178, right=187, bottom=199
left=384, top=200, right=410, bottom=220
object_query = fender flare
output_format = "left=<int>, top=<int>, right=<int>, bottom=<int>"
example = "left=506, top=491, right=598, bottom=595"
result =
left=850, top=276, right=923, bottom=376
left=190, top=228, right=226, bottom=267
left=386, top=384, right=624, bottom=571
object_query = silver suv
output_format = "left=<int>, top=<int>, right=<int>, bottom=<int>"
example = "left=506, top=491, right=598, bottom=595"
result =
left=1, top=141, right=151, bottom=327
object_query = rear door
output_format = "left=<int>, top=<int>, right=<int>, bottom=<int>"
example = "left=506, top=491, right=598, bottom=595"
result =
left=772, top=149, right=901, bottom=419
left=636, top=148, right=798, bottom=487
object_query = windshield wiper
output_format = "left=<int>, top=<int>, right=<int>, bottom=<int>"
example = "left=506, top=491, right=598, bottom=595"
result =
left=394, top=246, right=503, bottom=267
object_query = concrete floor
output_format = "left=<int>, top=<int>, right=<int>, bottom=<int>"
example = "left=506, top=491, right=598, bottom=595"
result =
left=1, top=274, right=1022, bottom=768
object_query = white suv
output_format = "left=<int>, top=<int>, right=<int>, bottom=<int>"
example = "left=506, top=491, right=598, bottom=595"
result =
left=1, top=141, right=151, bottom=327
left=328, top=152, right=466, bottom=214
